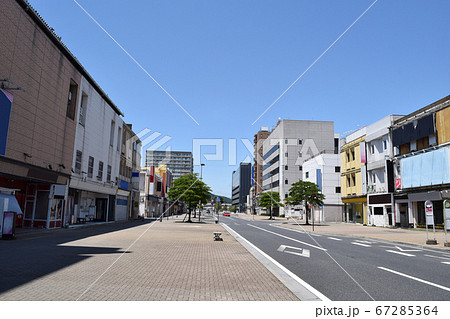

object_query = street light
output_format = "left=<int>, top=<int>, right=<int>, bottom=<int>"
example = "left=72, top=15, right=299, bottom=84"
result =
left=200, top=163, right=205, bottom=180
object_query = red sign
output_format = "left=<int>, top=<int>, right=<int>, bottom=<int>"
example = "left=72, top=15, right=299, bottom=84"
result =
left=395, top=178, right=401, bottom=189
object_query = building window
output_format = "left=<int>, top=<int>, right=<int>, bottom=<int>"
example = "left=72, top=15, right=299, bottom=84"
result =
left=285, top=139, right=288, bottom=144
left=88, top=156, right=94, bottom=178
left=335, top=187, right=341, bottom=193
left=371, top=144, right=375, bottom=154
left=352, top=174, right=356, bottom=186
left=110, top=121, right=115, bottom=147
left=75, top=150, right=82, bottom=174
left=107, top=165, right=111, bottom=182
left=299, top=165, right=302, bottom=171
left=347, top=176, right=351, bottom=187
left=285, top=152, right=288, bottom=157
left=335, top=166, right=340, bottom=173
left=298, top=139, right=302, bottom=145
left=66, top=80, right=78, bottom=120
left=117, top=127, right=122, bottom=151
left=97, top=161, right=104, bottom=181
left=374, top=207, right=383, bottom=215
left=351, top=150, right=355, bottom=161
left=305, top=172, right=309, bottom=178
left=285, top=179, right=288, bottom=184
left=346, top=151, right=350, bottom=162
left=285, top=165, right=288, bottom=170
left=79, top=92, right=88, bottom=126
left=383, top=140, right=387, bottom=150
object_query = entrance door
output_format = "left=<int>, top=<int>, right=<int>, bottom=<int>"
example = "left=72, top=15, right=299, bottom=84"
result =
left=399, top=203, right=409, bottom=228
left=96, top=198, right=107, bottom=221
left=386, top=208, right=392, bottom=226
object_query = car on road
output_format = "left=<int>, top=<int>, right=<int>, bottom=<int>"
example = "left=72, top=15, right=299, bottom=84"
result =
left=222, top=212, right=230, bottom=216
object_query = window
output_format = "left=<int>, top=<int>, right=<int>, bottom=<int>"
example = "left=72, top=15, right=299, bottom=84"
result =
left=351, top=174, right=356, bottom=186
left=299, top=165, right=302, bottom=171
left=383, top=140, right=387, bottom=150
left=285, top=139, right=288, bottom=144
left=285, top=179, right=288, bottom=184
left=374, top=207, right=383, bottom=215
left=75, top=150, right=82, bottom=174
left=305, top=172, right=309, bottom=178
left=88, top=156, right=94, bottom=178
left=335, top=166, right=340, bottom=173
left=110, top=121, right=115, bottom=147
left=298, top=139, right=302, bottom=145
left=371, top=144, right=375, bottom=154
left=66, top=80, right=78, bottom=120
left=372, top=173, right=376, bottom=184
left=347, top=176, right=351, bottom=187
left=117, top=127, right=122, bottom=151
left=335, top=187, right=341, bottom=193
left=285, top=152, right=288, bottom=157
left=346, top=151, right=350, bottom=162
left=79, top=92, right=88, bottom=126
left=97, top=161, right=104, bottom=181
left=351, top=150, right=355, bottom=161
left=107, top=165, right=111, bottom=182
left=285, top=165, right=288, bottom=170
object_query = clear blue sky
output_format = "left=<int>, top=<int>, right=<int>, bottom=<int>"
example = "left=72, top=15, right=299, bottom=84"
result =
left=28, top=0, right=450, bottom=197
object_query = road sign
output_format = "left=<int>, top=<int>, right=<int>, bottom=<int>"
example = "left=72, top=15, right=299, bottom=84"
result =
left=425, top=200, right=434, bottom=225
left=216, top=196, right=221, bottom=202
left=444, top=200, right=450, bottom=231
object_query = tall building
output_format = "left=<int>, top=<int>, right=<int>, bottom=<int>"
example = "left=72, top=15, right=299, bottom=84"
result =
left=232, top=163, right=251, bottom=212
left=253, top=127, right=271, bottom=194
left=145, top=150, right=193, bottom=180
left=261, top=120, right=337, bottom=215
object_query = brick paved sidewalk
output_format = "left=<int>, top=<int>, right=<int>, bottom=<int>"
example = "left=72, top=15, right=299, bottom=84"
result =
left=0, top=218, right=298, bottom=301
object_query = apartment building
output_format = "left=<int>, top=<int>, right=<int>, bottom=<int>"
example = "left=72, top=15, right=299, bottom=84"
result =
left=145, top=150, right=193, bottom=180
left=340, top=127, right=368, bottom=224
left=261, top=120, right=336, bottom=215
left=365, top=115, right=403, bottom=227
left=392, top=96, right=450, bottom=228
left=253, top=127, right=271, bottom=193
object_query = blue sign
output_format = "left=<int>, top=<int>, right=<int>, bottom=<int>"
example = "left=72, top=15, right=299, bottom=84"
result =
left=216, top=196, right=221, bottom=202
left=0, top=89, right=13, bottom=156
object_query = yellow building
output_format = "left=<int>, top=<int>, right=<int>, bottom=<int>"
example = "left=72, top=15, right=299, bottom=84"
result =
left=340, top=129, right=368, bottom=224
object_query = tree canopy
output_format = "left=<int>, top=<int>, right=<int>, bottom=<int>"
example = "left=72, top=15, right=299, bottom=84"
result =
left=167, top=173, right=211, bottom=222
left=286, top=181, right=324, bottom=224
left=258, top=191, right=284, bottom=220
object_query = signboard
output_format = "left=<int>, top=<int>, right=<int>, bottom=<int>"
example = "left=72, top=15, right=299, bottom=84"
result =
left=0, top=88, right=13, bottom=156
left=395, top=178, right=401, bottom=189
left=444, top=200, right=450, bottom=231
left=425, top=200, right=434, bottom=225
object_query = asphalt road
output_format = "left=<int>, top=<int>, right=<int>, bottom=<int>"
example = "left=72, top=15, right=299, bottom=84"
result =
left=221, top=215, right=450, bottom=301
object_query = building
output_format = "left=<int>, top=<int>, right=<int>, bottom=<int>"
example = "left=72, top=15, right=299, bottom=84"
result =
left=139, top=165, right=173, bottom=218
left=340, top=127, right=368, bottom=224
left=231, top=162, right=251, bottom=212
left=365, top=115, right=403, bottom=227
left=0, top=0, right=89, bottom=228
left=262, top=119, right=337, bottom=215
left=302, top=151, right=343, bottom=222
left=145, top=150, right=193, bottom=180
left=391, top=96, right=450, bottom=228
left=253, top=126, right=271, bottom=194
left=67, top=75, right=124, bottom=225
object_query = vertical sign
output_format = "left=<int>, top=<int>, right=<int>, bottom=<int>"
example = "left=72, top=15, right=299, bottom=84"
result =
left=0, top=89, right=13, bottom=156
left=425, top=200, right=434, bottom=225
left=444, top=200, right=450, bottom=231
left=360, top=142, right=366, bottom=164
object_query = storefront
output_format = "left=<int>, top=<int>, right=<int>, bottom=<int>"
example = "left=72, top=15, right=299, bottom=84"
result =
left=342, top=196, right=368, bottom=224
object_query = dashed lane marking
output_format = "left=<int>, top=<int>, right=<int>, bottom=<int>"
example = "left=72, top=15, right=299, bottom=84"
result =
left=351, top=242, right=371, bottom=247
left=328, top=237, right=342, bottom=241
left=386, top=250, right=415, bottom=257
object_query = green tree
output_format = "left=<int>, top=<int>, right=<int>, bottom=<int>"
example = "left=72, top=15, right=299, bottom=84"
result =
left=258, top=191, right=284, bottom=220
left=229, top=205, right=236, bottom=213
left=167, top=173, right=211, bottom=222
left=286, top=181, right=324, bottom=225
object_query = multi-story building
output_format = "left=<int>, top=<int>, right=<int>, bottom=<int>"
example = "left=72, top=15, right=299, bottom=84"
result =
left=365, top=115, right=403, bottom=227
left=340, top=127, right=368, bottom=224
left=0, top=0, right=87, bottom=229
left=145, top=150, right=193, bottom=180
left=392, top=96, right=450, bottom=228
left=67, top=75, right=124, bottom=225
left=302, top=151, right=343, bottom=222
left=139, top=165, right=173, bottom=218
left=231, top=162, right=251, bottom=212
left=262, top=120, right=337, bottom=215
left=253, top=127, right=271, bottom=193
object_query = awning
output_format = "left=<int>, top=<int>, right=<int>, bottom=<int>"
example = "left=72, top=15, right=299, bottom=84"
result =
left=408, top=191, right=442, bottom=202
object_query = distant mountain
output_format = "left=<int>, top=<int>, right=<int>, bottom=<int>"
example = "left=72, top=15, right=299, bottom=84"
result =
left=208, top=193, right=232, bottom=203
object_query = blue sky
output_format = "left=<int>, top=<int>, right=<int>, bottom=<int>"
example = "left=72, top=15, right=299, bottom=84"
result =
left=28, top=0, right=450, bottom=197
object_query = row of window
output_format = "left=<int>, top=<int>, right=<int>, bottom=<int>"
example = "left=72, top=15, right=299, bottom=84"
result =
left=75, top=151, right=112, bottom=182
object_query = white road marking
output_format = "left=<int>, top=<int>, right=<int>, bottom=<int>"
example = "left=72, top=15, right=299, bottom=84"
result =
left=351, top=242, right=371, bottom=247
left=386, top=250, right=415, bottom=257
left=222, top=223, right=330, bottom=301
left=277, top=245, right=310, bottom=258
left=424, top=254, right=450, bottom=261
left=310, top=233, right=322, bottom=237
left=328, top=237, right=342, bottom=241
left=394, top=245, right=421, bottom=252
left=248, top=224, right=327, bottom=251
left=378, top=267, right=450, bottom=292
left=441, top=261, right=450, bottom=265
left=354, top=240, right=373, bottom=244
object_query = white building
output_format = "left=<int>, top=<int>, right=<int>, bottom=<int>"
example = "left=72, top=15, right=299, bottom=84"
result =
left=67, top=76, right=124, bottom=224
left=302, top=152, right=343, bottom=222
left=365, top=115, right=403, bottom=227
left=261, top=120, right=337, bottom=216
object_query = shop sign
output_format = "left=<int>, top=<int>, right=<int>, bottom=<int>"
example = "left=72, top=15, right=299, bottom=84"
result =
left=425, top=200, right=434, bottom=225
left=444, top=200, right=450, bottom=231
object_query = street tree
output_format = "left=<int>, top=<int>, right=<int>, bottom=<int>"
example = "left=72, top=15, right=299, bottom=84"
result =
left=258, top=191, right=284, bottom=220
left=286, top=181, right=324, bottom=225
left=167, top=173, right=211, bottom=222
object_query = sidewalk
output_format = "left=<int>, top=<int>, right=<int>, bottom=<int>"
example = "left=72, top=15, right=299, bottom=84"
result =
left=235, top=213, right=450, bottom=251
left=0, top=216, right=299, bottom=301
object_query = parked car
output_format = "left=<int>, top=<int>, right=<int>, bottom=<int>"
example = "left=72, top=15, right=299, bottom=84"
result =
left=222, top=212, right=230, bottom=217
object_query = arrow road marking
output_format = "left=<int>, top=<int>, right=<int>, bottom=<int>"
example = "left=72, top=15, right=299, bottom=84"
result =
left=247, top=224, right=327, bottom=251
left=278, top=245, right=310, bottom=258
left=386, top=250, right=416, bottom=257
left=352, top=242, right=371, bottom=247
left=394, top=246, right=421, bottom=252
left=378, top=267, right=450, bottom=292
